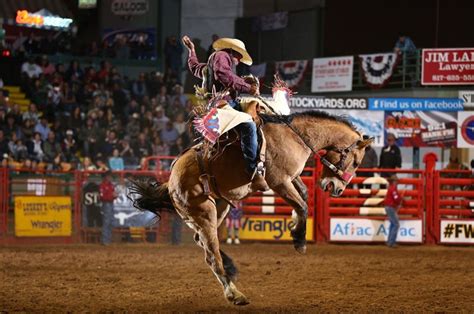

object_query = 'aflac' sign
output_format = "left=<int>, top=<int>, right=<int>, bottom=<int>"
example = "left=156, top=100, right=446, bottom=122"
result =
left=330, top=218, right=422, bottom=243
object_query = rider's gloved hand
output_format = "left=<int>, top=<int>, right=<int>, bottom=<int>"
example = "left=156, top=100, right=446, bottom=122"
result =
left=249, top=83, right=260, bottom=96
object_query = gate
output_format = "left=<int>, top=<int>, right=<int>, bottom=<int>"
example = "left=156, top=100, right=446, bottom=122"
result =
left=433, top=168, right=474, bottom=244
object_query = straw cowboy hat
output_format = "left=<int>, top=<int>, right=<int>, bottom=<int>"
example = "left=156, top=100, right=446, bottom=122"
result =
left=212, top=38, right=253, bottom=66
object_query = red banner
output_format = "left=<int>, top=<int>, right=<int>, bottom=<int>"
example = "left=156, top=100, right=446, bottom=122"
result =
left=422, top=48, right=474, bottom=85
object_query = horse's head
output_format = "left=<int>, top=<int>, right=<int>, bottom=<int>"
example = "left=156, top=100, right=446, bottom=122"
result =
left=319, top=135, right=374, bottom=197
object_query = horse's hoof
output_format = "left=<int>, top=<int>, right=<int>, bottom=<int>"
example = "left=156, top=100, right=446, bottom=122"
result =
left=294, top=244, right=307, bottom=254
left=233, top=295, right=250, bottom=306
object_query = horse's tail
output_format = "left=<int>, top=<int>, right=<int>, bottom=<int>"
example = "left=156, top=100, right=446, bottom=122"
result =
left=128, top=178, right=174, bottom=217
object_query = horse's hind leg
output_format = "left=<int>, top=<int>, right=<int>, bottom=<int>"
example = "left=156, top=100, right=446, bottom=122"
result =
left=273, top=178, right=308, bottom=254
left=190, top=199, right=248, bottom=305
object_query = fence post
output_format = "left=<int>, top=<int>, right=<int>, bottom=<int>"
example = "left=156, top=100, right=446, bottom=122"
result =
left=423, top=153, right=437, bottom=244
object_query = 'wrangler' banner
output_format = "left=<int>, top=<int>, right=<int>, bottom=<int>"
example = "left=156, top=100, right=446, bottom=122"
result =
left=239, top=215, right=314, bottom=241
left=15, top=196, right=72, bottom=237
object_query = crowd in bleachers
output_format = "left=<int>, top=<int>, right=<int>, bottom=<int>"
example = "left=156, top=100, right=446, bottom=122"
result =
left=0, top=55, right=194, bottom=172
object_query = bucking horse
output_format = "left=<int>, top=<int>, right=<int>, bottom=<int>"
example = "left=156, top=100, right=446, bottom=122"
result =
left=129, top=80, right=373, bottom=305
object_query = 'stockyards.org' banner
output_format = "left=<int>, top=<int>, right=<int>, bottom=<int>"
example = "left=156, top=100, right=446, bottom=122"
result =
left=15, top=196, right=72, bottom=237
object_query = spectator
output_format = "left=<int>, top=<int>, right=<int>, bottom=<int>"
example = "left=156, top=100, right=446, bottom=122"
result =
left=80, top=156, right=97, bottom=171
left=118, top=137, right=136, bottom=166
left=102, top=130, right=119, bottom=157
left=394, top=33, right=416, bottom=55
left=132, top=73, right=148, bottom=100
left=34, top=117, right=51, bottom=141
left=21, top=118, right=35, bottom=140
left=0, top=130, right=10, bottom=161
left=125, top=113, right=141, bottom=140
left=225, top=202, right=243, bottom=245
left=170, top=84, right=188, bottom=107
left=161, top=121, right=179, bottom=146
left=384, top=175, right=404, bottom=248
left=3, top=115, right=21, bottom=139
left=9, top=104, right=23, bottom=125
left=96, top=159, right=110, bottom=171
left=109, top=148, right=124, bottom=171
left=62, top=129, right=78, bottom=163
left=172, top=112, right=187, bottom=136
left=99, top=171, right=117, bottom=245
left=154, top=106, right=170, bottom=132
left=379, top=133, right=402, bottom=178
left=80, top=118, right=101, bottom=157
left=40, top=55, right=56, bottom=76
left=152, top=136, right=170, bottom=156
left=357, top=140, right=378, bottom=188
left=22, top=103, right=40, bottom=124
left=134, top=133, right=152, bottom=159
left=42, top=131, right=62, bottom=164
left=9, top=137, right=28, bottom=161
left=26, top=132, right=44, bottom=162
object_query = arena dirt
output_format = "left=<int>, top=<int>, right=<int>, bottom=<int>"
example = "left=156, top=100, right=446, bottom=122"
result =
left=1, top=243, right=473, bottom=312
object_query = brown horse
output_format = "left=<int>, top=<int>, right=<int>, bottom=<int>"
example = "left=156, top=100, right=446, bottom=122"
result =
left=130, top=110, right=373, bottom=305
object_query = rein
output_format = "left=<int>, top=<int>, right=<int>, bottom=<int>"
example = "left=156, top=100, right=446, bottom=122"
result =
left=257, top=96, right=357, bottom=183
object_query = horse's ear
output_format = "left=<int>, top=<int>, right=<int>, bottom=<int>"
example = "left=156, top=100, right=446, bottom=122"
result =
left=357, top=137, right=374, bottom=149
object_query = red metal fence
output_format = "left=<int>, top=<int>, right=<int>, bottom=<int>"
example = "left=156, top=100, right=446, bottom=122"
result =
left=1, top=153, right=473, bottom=245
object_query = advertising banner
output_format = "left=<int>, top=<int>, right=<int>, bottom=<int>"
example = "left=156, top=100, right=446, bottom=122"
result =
left=311, top=56, right=353, bottom=93
left=422, top=48, right=474, bottom=85
left=289, top=96, right=367, bottom=111
left=384, top=111, right=458, bottom=147
left=15, top=196, right=71, bottom=237
left=239, top=215, right=314, bottom=241
left=459, top=90, right=474, bottom=110
left=330, top=218, right=422, bottom=243
left=368, top=97, right=464, bottom=111
left=457, top=111, right=474, bottom=148
left=325, top=109, right=385, bottom=147
left=440, top=220, right=474, bottom=244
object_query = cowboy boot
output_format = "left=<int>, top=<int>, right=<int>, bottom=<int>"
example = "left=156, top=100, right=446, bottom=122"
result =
left=250, top=162, right=269, bottom=192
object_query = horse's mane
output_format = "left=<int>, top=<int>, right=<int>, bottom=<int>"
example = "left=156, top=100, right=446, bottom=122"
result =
left=260, top=110, right=355, bottom=130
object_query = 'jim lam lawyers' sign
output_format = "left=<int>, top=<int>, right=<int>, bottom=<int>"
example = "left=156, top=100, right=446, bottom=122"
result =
left=422, top=48, right=474, bottom=85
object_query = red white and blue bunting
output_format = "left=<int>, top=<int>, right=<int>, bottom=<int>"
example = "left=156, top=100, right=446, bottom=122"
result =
left=359, top=53, right=400, bottom=89
left=275, top=60, right=308, bottom=89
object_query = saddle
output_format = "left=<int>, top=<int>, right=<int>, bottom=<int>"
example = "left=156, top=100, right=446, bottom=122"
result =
left=194, top=117, right=268, bottom=207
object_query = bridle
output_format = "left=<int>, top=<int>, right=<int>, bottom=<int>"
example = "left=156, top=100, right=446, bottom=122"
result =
left=280, top=116, right=360, bottom=184
left=317, top=142, right=360, bottom=184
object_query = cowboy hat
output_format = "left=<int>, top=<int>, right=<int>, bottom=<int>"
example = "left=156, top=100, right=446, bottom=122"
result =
left=387, top=174, right=399, bottom=182
left=212, top=38, right=253, bottom=66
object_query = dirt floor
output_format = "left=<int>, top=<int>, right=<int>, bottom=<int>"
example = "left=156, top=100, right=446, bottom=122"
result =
left=0, top=243, right=473, bottom=312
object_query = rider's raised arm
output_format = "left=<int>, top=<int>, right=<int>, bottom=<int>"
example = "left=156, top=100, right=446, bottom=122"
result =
left=188, top=49, right=206, bottom=79
left=213, top=51, right=251, bottom=94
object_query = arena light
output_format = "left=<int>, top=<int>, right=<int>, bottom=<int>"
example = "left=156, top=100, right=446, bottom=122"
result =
left=16, top=10, right=73, bottom=30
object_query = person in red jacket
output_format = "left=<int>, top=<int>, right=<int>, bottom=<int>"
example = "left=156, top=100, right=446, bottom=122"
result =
left=99, top=171, right=117, bottom=245
left=384, top=174, right=404, bottom=247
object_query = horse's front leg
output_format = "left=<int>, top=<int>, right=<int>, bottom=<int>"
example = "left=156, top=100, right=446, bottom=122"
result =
left=272, top=178, right=308, bottom=254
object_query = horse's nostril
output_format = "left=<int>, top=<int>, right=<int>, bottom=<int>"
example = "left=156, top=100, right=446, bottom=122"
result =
left=335, top=188, right=343, bottom=196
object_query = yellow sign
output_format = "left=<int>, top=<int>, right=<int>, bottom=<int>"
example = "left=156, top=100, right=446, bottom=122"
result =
left=15, top=196, right=72, bottom=237
left=239, top=215, right=314, bottom=241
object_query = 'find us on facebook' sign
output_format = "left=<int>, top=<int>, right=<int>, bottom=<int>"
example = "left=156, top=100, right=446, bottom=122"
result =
left=368, top=98, right=464, bottom=111
left=330, top=218, right=423, bottom=243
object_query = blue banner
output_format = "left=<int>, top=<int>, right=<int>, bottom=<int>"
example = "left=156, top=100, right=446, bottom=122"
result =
left=368, top=98, right=464, bottom=111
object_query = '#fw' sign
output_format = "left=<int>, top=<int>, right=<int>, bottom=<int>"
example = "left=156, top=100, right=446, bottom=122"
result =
left=239, top=215, right=313, bottom=241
